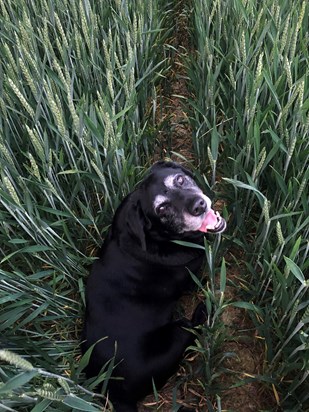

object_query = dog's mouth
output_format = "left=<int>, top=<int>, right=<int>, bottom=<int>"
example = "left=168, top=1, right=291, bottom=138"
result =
left=198, top=209, right=226, bottom=234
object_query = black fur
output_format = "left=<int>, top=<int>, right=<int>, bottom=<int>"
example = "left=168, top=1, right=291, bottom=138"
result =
left=82, top=161, right=215, bottom=411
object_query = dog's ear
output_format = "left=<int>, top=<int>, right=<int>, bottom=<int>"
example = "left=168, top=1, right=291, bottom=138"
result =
left=126, top=200, right=149, bottom=251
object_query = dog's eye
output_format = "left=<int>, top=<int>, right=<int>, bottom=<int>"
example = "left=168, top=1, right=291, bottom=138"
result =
left=176, top=175, right=185, bottom=186
left=156, top=204, right=168, bottom=216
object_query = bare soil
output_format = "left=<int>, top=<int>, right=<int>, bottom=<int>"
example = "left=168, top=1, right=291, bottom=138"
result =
left=152, top=7, right=194, bottom=164
left=140, top=1, right=276, bottom=411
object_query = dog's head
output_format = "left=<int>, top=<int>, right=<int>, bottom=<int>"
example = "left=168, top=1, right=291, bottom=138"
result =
left=126, top=161, right=226, bottom=248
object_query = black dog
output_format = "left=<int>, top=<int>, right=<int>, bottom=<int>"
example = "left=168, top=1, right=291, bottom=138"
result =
left=82, top=161, right=226, bottom=411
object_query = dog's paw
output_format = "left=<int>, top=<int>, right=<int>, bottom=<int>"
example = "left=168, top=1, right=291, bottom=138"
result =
left=192, top=301, right=207, bottom=327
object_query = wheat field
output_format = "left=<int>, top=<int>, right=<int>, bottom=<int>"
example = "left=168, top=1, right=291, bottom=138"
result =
left=0, top=0, right=308, bottom=411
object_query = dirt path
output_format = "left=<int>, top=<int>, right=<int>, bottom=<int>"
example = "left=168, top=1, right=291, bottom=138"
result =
left=153, top=4, right=194, bottom=163
left=141, top=1, right=275, bottom=411
left=219, top=252, right=275, bottom=411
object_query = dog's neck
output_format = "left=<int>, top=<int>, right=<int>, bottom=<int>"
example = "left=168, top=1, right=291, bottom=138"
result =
left=115, top=228, right=204, bottom=267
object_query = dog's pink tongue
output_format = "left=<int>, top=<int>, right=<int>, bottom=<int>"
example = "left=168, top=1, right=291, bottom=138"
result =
left=199, top=209, right=218, bottom=232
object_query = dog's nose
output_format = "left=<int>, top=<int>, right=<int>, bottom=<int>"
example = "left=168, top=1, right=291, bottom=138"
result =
left=189, top=197, right=207, bottom=216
